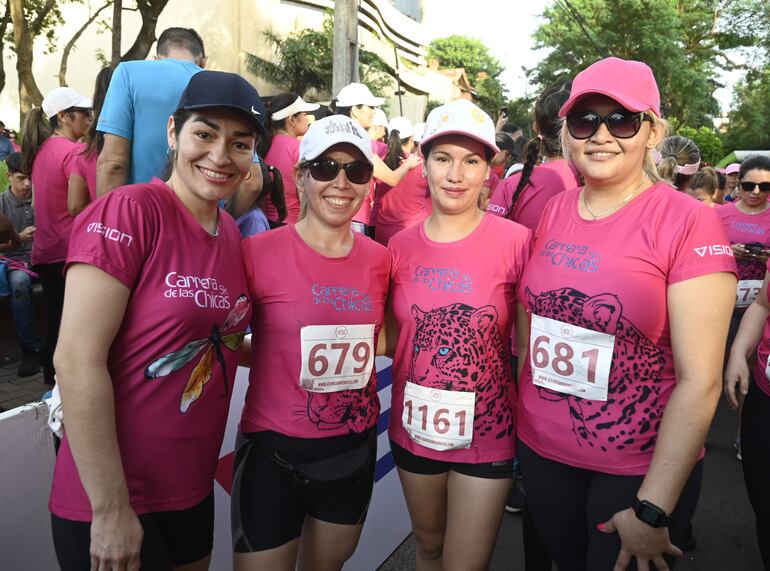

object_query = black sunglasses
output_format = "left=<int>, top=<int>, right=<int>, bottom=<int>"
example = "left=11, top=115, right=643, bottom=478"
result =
left=740, top=181, right=770, bottom=193
left=566, top=110, right=652, bottom=140
left=304, top=158, right=373, bottom=185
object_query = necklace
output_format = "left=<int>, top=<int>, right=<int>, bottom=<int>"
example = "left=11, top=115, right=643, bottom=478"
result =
left=582, top=179, right=647, bottom=220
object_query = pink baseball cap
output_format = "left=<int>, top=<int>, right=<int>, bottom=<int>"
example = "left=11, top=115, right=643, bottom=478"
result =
left=725, top=163, right=741, bottom=174
left=558, top=57, right=661, bottom=118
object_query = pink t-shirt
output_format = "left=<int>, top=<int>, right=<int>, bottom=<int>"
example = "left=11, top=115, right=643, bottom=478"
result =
left=71, top=150, right=98, bottom=203
left=487, top=160, right=581, bottom=231
left=388, top=214, right=532, bottom=463
left=49, top=179, right=251, bottom=521
left=716, top=202, right=770, bottom=281
left=31, top=137, right=82, bottom=264
left=374, top=161, right=430, bottom=246
left=240, top=225, right=389, bottom=437
left=753, top=261, right=770, bottom=397
left=264, top=133, right=301, bottom=223
left=518, top=183, right=737, bottom=476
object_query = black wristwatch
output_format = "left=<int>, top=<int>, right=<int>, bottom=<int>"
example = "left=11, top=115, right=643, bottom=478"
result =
left=632, top=497, right=672, bottom=528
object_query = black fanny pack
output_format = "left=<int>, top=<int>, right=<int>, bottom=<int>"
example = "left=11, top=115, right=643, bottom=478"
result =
left=268, top=429, right=376, bottom=491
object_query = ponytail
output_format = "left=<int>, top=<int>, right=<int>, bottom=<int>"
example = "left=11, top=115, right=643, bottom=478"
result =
left=258, top=93, right=299, bottom=157
left=509, top=137, right=541, bottom=215
left=385, top=129, right=405, bottom=171
left=21, top=107, right=54, bottom=174
left=508, top=80, right=572, bottom=217
left=264, top=163, right=287, bottom=223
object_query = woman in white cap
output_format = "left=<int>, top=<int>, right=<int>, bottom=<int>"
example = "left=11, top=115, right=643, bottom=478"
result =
left=49, top=70, right=261, bottom=571
left=385, top=99, right=532, bottom=569
left=515, top=56, right=735, bottom=570
left=21, top=86, right=92, bottom=387
left=368, top=108, right=388, bottom=143
left=256, top=92, right=320, bottom=225
left=233, top=114, right=389, bottom=570
left=332, top=82, right=420, bottom=234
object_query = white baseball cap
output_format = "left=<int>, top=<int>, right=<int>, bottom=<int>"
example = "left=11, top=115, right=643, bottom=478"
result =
left=387, top=116, right=414, bottom=139
left=299, top=115, right=374, bottom=166
left=42, top=87, right=92, bottom=119
left=420, top=99, right=498, bottom=155
left=335, top=83, right=384, bottom=108
left=270, top=95, right=321, bottom=121
left=412, top=122, right=426, bottom=143
left=372, top=108, right=388, bottom=127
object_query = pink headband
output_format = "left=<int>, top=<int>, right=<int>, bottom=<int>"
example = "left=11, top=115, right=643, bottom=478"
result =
left=651, top=148, right=700, bottom=176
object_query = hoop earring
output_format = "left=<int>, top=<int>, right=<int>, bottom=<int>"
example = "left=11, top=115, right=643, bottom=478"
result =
left=244, top=169, right=252, bottom=181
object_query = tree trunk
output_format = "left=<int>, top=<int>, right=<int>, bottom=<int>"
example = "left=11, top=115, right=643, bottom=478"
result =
left=9, top=0, right=44, bottom=120
left=60, top=1, right=114, bottom=86
left=121, top=0, right=170, bottom=61
left=111, top=0, right=122, bottom=66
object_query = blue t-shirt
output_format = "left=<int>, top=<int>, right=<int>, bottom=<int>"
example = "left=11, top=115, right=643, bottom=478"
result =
left=237, top=208, right=271, bottom=238
left=0, top=136, right=14, bottom=161
left=97, top=58, right=202, bottom=185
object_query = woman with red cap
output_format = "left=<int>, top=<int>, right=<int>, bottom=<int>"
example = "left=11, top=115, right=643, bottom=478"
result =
left=515, top=57, right=736, bottom=570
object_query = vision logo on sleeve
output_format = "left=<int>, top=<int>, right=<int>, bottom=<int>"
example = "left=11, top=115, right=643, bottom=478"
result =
left=86, top=222, right=133, bottom=246
left=693, top=244, right=734, bottom=258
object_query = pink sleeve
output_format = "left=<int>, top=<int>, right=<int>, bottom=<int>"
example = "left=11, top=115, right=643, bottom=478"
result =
left=62, top=144, right=84, bottom=178
left=668, top=206, right=738, bottom=284
left=240, top=236, right=263, bottom=301
left=69, top=154, right=84, bottom=178
left=66, top=191, right=152, bottom=288
left=510, top=228, right=533, bottom=285
left=487, top=175, right=518, bottom=218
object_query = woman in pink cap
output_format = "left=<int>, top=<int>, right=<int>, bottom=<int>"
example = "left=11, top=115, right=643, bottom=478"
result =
left=384, top=99, right=532, bottom=569
left=724, top=156, right=770, bottom=569
left=725, top=163, right=742, bottom=201
left=515, top=57, right=736, bottom=570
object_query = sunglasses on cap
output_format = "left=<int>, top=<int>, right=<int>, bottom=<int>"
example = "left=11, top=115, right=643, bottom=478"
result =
left=740, top=181, right=770, bottom=193
left=566, top=109, right=652, bottom=140
left=303, top=158, right=373, bottom=184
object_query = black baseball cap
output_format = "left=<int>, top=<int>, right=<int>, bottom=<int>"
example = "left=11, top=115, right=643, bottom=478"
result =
left=175, top=70, right=266, bottom=137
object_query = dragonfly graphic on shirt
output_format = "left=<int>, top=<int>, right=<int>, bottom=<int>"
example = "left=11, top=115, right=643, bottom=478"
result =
left=144, top=294, right=250, bottom=413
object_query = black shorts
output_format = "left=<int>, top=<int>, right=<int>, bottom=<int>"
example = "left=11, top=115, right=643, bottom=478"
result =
left=51, top=492, right=214, bottom=571
left=232, top=428, right=377, bottom=552
left=390, top=439, right=513, bottom=479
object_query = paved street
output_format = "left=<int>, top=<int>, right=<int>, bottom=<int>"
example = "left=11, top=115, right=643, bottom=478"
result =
left=0, top=359, right=48, bottom=412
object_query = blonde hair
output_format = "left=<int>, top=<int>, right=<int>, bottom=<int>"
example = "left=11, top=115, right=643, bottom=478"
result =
left=656, top=135, right=700, bottom=185
left=560, top=112, right=668, bottom=184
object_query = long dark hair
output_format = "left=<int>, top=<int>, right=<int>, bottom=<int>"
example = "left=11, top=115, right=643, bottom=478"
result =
left=21, top=108, right=56, bottom=174
left=258, top=92, right=300, bottom=157
left=385, top=128, right=410, bottom=170
left=83, top=66, right=114, bottom=158
left=261, top=162, right=287, bottom=222
left=509, top=81, right=572, bottom=216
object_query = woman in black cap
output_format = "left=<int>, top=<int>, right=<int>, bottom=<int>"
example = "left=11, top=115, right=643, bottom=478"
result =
left=49, top=71, right=262, bottom=571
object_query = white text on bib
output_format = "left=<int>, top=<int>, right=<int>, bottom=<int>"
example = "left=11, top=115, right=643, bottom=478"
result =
left=529, top=314, right=615, bottom=401
left=299, top=324, right=375, bottom=393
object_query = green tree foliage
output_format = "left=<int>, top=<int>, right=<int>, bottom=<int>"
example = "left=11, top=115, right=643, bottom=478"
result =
left=244, top=15, right=392, bottom=100
left=426, top=35, right=507, bottom=118
left=722, top=67, right=770, bottom=153
left=532, top=0, right=723, bottom=127
left=677, top=125, right=724, bottom=165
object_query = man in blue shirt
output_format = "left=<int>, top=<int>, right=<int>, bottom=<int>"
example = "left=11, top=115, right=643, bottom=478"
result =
left=96, top=27, right=206, bottom=196
left=0, top=121, right=15, bottom=161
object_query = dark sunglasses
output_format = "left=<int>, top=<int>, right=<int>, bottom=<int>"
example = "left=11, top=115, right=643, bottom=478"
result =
left=304, top=158, right=373, bottom=184
left=740, top=181, right=770, bottom=193
left=566, top=110, right=652, bottom=140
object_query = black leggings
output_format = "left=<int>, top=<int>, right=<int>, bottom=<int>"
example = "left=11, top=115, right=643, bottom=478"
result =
left=741, top=383, right=770, bottom=569
left=36, top=262, right=65, bottom=386
left=518, top=441, right=702, bottom=571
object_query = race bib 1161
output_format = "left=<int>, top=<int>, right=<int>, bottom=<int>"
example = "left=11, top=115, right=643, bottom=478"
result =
left=402, top=382, right=475, bottom=451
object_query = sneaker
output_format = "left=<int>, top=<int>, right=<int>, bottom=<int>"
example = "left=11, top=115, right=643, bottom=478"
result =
left=505, top=479, right=526, bottom=513
left=17, top=349, right=40, bottom=377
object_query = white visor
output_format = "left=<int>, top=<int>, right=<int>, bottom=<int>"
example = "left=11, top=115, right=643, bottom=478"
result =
left=271, top=96, right=320, bottom=121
